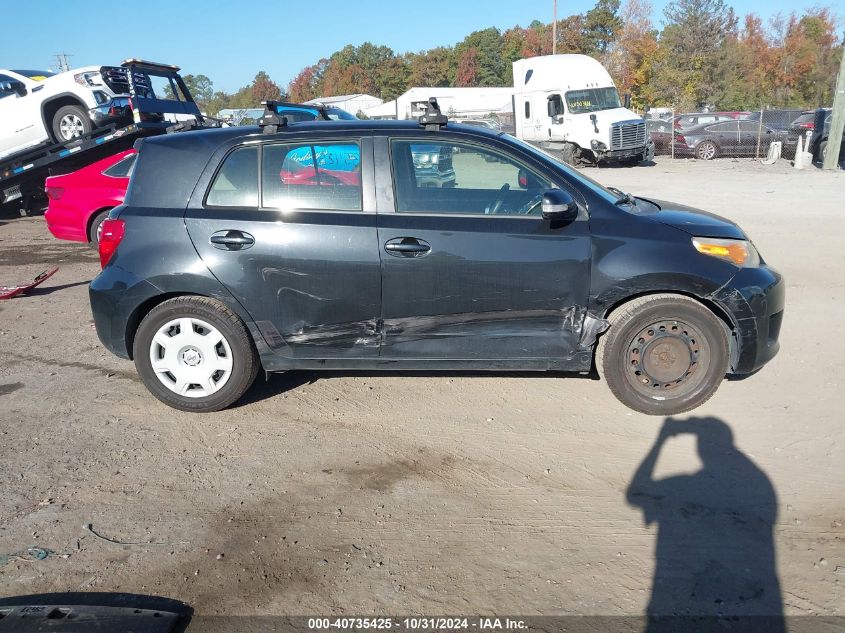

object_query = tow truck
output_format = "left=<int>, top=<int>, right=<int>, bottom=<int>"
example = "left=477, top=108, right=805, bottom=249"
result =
left=0, top=59, right=210, bottom=215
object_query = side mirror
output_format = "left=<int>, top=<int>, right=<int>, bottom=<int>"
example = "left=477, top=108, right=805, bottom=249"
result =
left=624, top=93, right=632, bottom=109
left=547, top=94, right=564, bottom=118
left=0, top=80, right=27, bottom=97
left=541, top=189, right=579, bottom=222
left=589, top=113, right=599, bottom=133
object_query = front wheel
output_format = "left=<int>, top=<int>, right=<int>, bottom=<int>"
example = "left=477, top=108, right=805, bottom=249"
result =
left=133, top=297, right=259, bottom=412
left=596, top=294, right=729, bottom=415
left=51, top=105, right=92, bottom=143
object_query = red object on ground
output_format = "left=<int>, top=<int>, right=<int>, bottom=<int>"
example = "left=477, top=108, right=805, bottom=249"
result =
left=0, top=267, right=60, bottom=300
left=44, top=149, right=135, bottom=243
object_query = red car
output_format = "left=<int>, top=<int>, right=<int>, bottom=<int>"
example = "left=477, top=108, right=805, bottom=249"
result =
left=45, top=149, right=136, bottom=245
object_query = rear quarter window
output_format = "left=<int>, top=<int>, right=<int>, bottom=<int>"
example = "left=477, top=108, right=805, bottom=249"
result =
left=206, top=145, right=259, bottom=208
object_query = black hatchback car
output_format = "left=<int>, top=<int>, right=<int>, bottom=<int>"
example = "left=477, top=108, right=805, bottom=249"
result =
left=90, top=108, right=784, bottom=415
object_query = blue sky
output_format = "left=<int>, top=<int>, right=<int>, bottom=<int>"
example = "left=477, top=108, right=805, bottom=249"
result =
left=2, top=0, right=837, bottom=93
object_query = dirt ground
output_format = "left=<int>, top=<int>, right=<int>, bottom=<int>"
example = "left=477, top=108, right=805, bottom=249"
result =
left=0, top=156, right=843, bottom=619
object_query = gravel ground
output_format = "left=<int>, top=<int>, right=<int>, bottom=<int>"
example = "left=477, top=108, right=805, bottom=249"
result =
left=0, top=156, right=843, bottom=619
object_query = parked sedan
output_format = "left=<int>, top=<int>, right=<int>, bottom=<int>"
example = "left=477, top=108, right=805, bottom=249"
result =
left=673, top=120, right=787, bottom=159
left=89, top=116, right=783, bottom=416
left=44, top=149, right=136, bottom=245
left=647, top=119, right=673, bottom=154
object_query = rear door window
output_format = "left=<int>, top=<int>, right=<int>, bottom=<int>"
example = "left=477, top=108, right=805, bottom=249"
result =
left=206, top=145, right=259, bottom=207
left=262, top=141, right=362, bottom=211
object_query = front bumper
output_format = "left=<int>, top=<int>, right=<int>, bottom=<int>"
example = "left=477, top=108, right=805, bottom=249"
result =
left=597, top=145, right=650, bottom=162
left=712, top=265, right=785, bottom=374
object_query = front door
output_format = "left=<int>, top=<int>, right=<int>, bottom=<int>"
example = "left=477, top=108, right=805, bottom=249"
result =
left=0, top=74, right=44, bottom=158
left=377, top=136, right=591, bottom=365
left=185, top=137, right=382, bottom=360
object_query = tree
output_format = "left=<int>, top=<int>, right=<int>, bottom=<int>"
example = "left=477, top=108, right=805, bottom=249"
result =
left=606, top=0, right=659, bottom=108
left=180, top=74, right=213, bottom=108
left=251, top=71, right=282, bottom=103
left=584, top=0, right=623, bottom=58
left=656, top=0, right=735, bottom=109
left=455, top=47, right=479, bottom=86
left=407, top=47, right=453, bottom=88
left=454, top=28, right=507, bottom=86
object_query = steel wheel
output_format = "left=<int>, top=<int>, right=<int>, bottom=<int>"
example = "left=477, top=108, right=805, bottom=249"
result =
left=625, top=319, right=708, bottom=399
left=596, top=294, right=729, bottom=415
left=696, top=141, right=717, bottom=160
left=148, top=317, right=234, bottom=398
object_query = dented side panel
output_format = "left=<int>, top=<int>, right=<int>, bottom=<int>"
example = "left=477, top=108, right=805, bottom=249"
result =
left=377, top=213, right=592, bottom=365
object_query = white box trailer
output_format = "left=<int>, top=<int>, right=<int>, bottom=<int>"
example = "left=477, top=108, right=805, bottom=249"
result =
left=512, top=54, right=652, bottom=165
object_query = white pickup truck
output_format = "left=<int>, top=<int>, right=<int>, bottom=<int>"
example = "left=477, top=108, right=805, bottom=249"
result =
left=0, top=66, right=140, bottom=161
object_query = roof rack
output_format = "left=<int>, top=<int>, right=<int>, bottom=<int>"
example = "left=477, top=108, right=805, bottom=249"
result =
left=418, top=98, right=448, bottom=130
left=258, top=100, right=288, bottom=134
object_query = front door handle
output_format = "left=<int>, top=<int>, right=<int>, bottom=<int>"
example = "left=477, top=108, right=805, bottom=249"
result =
left=384, top=237, right=431, bottom=257
left=210, top=230, right=255, bottom=251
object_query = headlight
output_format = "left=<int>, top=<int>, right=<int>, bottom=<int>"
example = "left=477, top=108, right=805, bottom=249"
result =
left=692, top=237, right=760, bottom=267
left=74, top=71, right=103, bottom=87
left=591, top=139, right=607, bottom=151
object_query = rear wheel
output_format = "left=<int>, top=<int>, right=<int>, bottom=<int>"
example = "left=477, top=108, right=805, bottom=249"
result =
left=133, top=297, right=259, bottom=412
left=696, top=141, right=718, bottom=160
left=87, top=209, right=110, bottom=248
left=596, top=294, right=729, bottom=415
left=51, top=105, right=92, bottom=143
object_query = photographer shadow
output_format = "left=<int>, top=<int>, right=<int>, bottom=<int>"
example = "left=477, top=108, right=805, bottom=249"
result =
left=627, top=417, right=784, bottom=633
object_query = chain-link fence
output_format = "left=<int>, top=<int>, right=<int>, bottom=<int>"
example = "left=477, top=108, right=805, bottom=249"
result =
left=645, top=107, right=840, bottom=166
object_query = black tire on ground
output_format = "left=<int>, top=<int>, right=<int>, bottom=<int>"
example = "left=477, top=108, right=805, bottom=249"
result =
left=87, top=209, right=110, bottom=247
left=133, top=296, right=260, bottom=412
left=595, top=294, right=729, bottom=415
left=51, top=104, right=92, bottom=143
left=696, top=140, right=718, bottom=160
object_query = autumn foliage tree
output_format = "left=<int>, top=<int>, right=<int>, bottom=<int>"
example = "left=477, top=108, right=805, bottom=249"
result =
left=200, top=0, right=842, bottom=117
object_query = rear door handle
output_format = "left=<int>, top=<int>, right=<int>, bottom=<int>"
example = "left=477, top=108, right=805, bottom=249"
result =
left=384, top=237, right=431, bottom=257
left=210, top=230, right=255, bottom=251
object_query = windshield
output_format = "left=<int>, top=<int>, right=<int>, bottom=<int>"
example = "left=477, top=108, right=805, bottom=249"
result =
left=11, top=69, right=55, bottom=80
left=507, top=135, right=618, bottom=204
left=565, top=87, right=621, bottom=114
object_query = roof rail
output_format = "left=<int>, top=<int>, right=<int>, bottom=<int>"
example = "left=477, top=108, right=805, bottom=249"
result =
left=418, top=98, right=448, bottom=131
left=258, top=101, right=288, bottom=134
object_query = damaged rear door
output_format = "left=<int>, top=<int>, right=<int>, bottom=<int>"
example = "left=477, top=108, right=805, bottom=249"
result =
left=185, top=137, right=381, bottom=359
left=377, top=136, right=592, bottom=367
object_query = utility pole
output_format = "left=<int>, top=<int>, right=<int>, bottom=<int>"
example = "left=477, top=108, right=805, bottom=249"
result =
left=823, top=47, right=845, bottom=171
left=53, top=53, right=72, bottom=73
left=552, top=0, right=557, bottom=55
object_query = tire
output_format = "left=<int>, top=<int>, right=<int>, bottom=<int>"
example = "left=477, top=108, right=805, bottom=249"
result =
left=87, top=209, right=110, bottom=247
left=817, top=140, right=827, bottom=164
left=596, top=294, right=729, bottom=415
left=51, top=104, right=92, bottom=143
left=133, top=297, right=260, bottom=412
left=558, top=143, right=576, bottom=165
left=695, top=140, right=718, bottom=160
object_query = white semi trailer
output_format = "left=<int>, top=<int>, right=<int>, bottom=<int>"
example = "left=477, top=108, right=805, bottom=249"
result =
left=512, top=54, right=653, bottom=166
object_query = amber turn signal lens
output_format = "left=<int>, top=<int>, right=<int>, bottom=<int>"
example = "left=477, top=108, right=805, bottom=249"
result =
left=692, top=238, right=759, bottom=267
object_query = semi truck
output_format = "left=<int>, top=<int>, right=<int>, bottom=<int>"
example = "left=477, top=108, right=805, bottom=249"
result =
left=512, top=54, right=652, bottom=166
